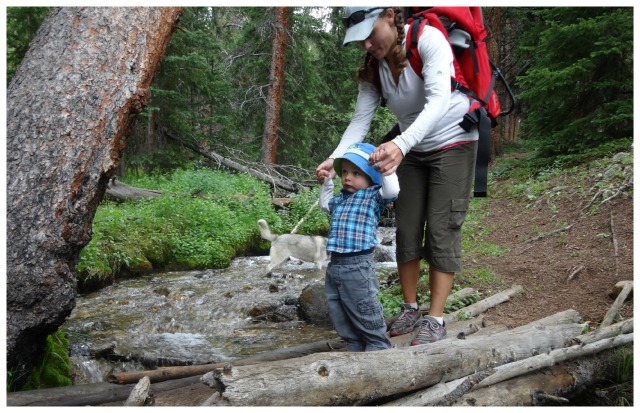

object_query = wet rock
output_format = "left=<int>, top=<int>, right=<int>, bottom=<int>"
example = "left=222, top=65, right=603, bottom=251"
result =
left=250, top=303, right=300, bottom=322
left=153, top=287, right=170, bottom=297
left=375, top=226, right=397, bottom=263
left=374, top=245, right=396, bottom=263
left=298, top=282, right=331, bottom=325
left=271, top=305, right=299, bottom=322
left=247, top=302, right=280, bottom=318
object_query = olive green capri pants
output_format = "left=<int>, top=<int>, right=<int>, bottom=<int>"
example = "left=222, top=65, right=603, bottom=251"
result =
left=395, top=142, right=477, bottom=273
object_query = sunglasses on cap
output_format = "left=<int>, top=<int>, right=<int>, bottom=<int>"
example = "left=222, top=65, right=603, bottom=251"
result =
left=342, top=7, right=385, bottom=28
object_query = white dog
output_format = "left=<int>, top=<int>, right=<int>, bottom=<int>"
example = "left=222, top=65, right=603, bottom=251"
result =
left=257, top=219, right=327, bottom=272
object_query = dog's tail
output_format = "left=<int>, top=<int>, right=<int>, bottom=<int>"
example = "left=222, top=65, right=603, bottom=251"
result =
left=257, top=219, right=277, bottom=241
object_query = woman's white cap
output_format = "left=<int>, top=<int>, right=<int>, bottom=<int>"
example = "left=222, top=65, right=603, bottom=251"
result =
left=343, top=7, right=384, bottom=45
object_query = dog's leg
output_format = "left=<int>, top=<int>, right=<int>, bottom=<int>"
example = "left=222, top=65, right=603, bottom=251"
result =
left=266, top=246, right=287, bottom=272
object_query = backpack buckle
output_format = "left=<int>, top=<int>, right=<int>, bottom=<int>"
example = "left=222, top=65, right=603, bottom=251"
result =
left=459, top=109, right=480, bottom=132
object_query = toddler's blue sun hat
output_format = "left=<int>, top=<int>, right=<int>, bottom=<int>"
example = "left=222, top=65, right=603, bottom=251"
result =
left=333, top=143, right=382, bottom=186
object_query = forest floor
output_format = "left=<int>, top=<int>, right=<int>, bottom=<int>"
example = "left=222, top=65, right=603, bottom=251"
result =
left=106, top=149, right=635, bottom=407
left=473, top=151, right=633, bottom=331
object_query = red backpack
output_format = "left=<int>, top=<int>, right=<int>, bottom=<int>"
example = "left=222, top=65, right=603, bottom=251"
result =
left=376, top=7, right=515, bottom=197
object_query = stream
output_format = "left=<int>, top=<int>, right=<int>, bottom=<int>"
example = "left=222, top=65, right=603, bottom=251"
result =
left=63, top=229, right=397, bottom=385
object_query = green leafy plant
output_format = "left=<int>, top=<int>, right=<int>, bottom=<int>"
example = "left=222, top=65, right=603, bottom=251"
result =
left=456, top=310, right=472, bottom=321
left=76, top=168, right=294, bottom=292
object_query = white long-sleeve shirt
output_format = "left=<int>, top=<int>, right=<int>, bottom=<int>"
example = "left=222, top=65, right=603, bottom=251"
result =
left=330, top=24, right=478, bottom=160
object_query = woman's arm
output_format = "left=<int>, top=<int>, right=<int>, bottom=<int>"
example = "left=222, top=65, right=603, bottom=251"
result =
left=329, top=81, right=380, bottom=159
left=316, top=81, right=380, bottom=183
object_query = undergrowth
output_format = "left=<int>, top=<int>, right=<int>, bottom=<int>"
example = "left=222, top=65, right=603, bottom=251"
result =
left=76, top=167, right=329, bottom=292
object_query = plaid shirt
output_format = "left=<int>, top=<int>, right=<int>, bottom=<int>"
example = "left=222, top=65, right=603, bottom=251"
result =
left=326, top=185, right=395, bottom=254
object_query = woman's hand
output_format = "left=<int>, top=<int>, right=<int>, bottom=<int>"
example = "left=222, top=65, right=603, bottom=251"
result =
left=315, top=158, right=336, bottom=184
left=370, top=141, right=403, bottom=175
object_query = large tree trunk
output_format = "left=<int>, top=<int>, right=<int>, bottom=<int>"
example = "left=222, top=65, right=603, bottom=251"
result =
left=6, top=6, right=183, bottom=387
left=260, top=7, right=288, bottom=164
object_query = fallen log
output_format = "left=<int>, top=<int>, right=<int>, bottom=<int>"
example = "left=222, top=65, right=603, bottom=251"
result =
left=572, top=318, right=633, bottom=345
left=163, top=126, right=302, bottom=193
left=5, top=375, right=201, bottom=406
left=109, top=338, right=345, bottom=385
left=201, top=309, right=584, bottom=406
left=609, top=280, right=634, bottom=301
left=105, top=179, right=280, bottom=206
left=385, top=375, right=468, bottom=407
left=600, top=280, right=633, bottom=328
left=386, top=318, right=634, bottom=406
left=450, top=347, right=631, bottom=406
left=444, top=284, right=523, bottom=324
left=124, top=376, right=152, bottom=406
left=430, top=369, right=496, bottom=406
left=104, top=179, right=162, bottom=202
left=472, top=333, right=633, bottom=390
left=453, top=365, right=580, bottom=406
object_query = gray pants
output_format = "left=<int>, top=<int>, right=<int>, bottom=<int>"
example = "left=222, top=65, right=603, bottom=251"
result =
left=325, top=253, right=391, bottom=352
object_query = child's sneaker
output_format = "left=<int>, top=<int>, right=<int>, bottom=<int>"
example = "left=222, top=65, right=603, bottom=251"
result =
left=410, top=315, right=446, bottom=345
left=389, top=304, right=422, bottom=337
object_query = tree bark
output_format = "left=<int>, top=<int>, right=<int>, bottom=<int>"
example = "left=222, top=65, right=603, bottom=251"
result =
left=6, top=6, right=183, bottom=387
left=450, top=348, right=629, bottom=406
left=260, top=7, right=289, bottom=164
left=201, top=310, right=584, bottom=406
left=108, top=338, right=346, bottom=385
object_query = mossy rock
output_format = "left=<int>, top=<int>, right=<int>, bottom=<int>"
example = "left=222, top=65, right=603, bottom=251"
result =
left=20, top=331, right=72, bottom=391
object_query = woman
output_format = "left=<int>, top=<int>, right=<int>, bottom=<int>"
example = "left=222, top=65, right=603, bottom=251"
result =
left=316, top=7, right=478, bottom=345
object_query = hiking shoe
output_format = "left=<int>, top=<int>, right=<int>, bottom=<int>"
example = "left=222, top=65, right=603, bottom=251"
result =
left=389, top=304, right=422, bottom=337
left=410, top=316, right=446, bottom=346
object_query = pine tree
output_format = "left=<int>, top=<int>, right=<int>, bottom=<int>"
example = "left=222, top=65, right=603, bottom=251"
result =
left=515, top=7, right=633, bottom=156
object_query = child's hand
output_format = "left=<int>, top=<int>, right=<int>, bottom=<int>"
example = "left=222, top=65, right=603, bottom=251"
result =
left=315, top=158, right=335, bottom=184
left=370, top=142, right=403, bottom=175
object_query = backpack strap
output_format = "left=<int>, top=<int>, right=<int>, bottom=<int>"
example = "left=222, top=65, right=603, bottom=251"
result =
left=472, top=106, right=491, bottom=198
left=405, top=16, right=429, bottom=79
left=405, top=13, right=491, bottom=197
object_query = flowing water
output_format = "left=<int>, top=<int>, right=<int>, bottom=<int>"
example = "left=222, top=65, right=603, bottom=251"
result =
left=63, top=243, right=398, bottom=385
